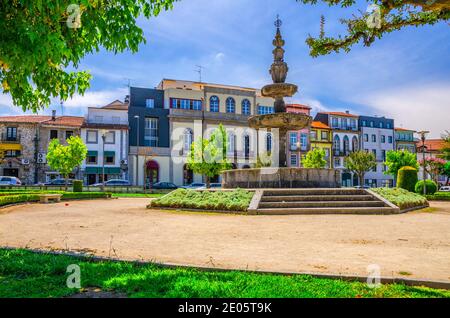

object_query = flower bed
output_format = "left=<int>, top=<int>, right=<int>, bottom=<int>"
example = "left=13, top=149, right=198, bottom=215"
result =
left=148, top=188, right=254, bottom=212
left=371, top=188, right=428, bottom=211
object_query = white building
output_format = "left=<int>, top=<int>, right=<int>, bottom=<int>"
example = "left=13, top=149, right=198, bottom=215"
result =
left=81, top=101, right=129, bottom=185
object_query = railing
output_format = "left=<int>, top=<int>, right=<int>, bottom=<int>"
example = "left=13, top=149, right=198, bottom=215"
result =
left=0, top=185, right=171, bottom=194
left=1, top=134, right=21, bottom=143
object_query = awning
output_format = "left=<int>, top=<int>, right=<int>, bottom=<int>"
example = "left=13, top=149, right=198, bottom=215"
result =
left=104, top=151, right=115, bottom=157
left=87, top=151, right=98, bottom=156
left=85, top=167, right=121, bottom=174
left=0, top=144, right=22, bottom=151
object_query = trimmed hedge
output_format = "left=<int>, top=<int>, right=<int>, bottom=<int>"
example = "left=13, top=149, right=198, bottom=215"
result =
left=371, top=187, right=428, bottom=210
left=0, top=194, right=40, bottom=207
left=397, top=166, right=418, bottom=193
left=426, top=192, right=450, bottom=201
left=73, top=180, right=83, bottom=192
left=149, top=188, right=254, bottom=212
left=0, top=192, right=111, bottom=207
left=415, top=180, right=438, bottom=195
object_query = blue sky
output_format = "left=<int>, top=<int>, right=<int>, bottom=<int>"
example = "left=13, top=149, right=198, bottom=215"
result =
left=1, top=0, right=449, bottom=137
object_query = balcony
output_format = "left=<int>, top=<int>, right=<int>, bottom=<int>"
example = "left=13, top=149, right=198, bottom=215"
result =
left=1, top=134, right=21, bottom=144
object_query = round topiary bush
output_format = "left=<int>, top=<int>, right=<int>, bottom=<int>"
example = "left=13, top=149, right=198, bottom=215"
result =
left=397, top=166, right=418, bottom=192
left=415, top=180, right=438, bottom=195
left=73, top=180, right=83, bottom=193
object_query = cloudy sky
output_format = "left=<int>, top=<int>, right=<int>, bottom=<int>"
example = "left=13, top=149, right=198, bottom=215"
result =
left=1, top=0, right=449, bottom=137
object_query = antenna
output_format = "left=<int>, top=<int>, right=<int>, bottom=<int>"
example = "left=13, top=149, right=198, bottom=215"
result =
left=195, top=65, right=205, bottom=83
left=124, top=78, right=132, bottom=88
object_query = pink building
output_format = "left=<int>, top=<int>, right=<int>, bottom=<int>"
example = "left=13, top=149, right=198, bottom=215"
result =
left=286, top=104, right=311, bottom=167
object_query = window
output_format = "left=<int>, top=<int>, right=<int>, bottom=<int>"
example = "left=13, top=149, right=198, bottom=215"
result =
left=352, top=136, right=359, bottom=151
left=112, top=116, right=120, bottom=124
left=95, top=116, right=103, bottom=123
left=104, top=153, right=115, bottom=165
left=226, top=97, right=236, bottom=113
left=6, top=127, right=17, bottom=141
left=50, top=130, right=58, bottom=140
left=331, top=117, right=339, bottom=128
left=210, top=96, right=219, bottom=112
left=310, top=131, right=317, bottom=140
left=388, top=136, right=393, bottom=144
left=171, top=98, right=202, bottom=111
left=333, top=135, right=340, bottom=153
left=87, top=154, right=97, bottom=164
left=244, top=135, right=250, bottom=159
left=386, top=123, right=391, bottom=129
left=65, top=131, right=74, bottom=140
left=324, top=149, right=330, bottom=157
left=183, top=129, right=193, bottom=151
left=300, top=133, right=308, bottom=151
left=227, top=132, right=236, bottom=154
left=381, top=135, right=386, bottom=143
left=364, top=134, right=369, bottom=142
left=321, top=131, right=328, bottom=140
left=86, top=130, right=98, bottom=143
left=242, top=99, right=251, bottom=115
left=372, top=149, right=377, bottom=158
left=266, top=133, right=272, bottom=153
left=370, top=121, right=374, bottom=127
left=258, top=106, right=274, bottom=115
left=382, top=150, right=386, bottom=161
left=334, top=158, right=340, bottom=167
left=146, top=99, right=155, bottom=108
left=104, top=131, right=115, bottom=144
left=289, top=132, right=298, bottom=149
left=362, top=120, right=367, bottom=127
left=371, top=134, right=376, bottom=142
left=343, top=136, right=350, bottom=153
left=379, top=122, right=383, bottom=129
left=350, top=119, right=356, bottom=129
left=342, top=118, right=348, bottom=129
left=5, top=150, right=21, bottom=157
left=144, top=118, right=159, bottom=147
left=290, top=154, right=298, bottom=166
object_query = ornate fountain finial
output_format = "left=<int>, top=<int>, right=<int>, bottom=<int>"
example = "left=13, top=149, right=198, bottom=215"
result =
left=270, top=15, right=288, bottom=84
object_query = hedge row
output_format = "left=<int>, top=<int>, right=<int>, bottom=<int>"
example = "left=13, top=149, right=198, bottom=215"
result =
left=0, top=194, right=40, bottom=207
left=0, top=192, right=111, bottom=207
left=426, top=192, right=450, bottom=201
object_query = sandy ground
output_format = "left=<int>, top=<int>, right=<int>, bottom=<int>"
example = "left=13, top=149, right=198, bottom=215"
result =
left=1, top=198, right=449, bottom=282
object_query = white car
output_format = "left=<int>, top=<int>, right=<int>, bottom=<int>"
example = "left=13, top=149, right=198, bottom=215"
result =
left=439, top=186, right=450, bottom=192
left=0, top=176, right=22, bottom=186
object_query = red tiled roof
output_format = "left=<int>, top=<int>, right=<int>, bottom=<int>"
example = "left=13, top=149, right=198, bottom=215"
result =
left=416, top=139, right=446, bottom=152
left=320, top=111, right=358, bottom=118
left=395, top=127, right=416, bottom=132
left=286, top=104, right=312, bottom=109
left=0, top=115, right=52, bottom=123
left=41, top=116, right=85, bottom=127
left=311, top=121, right=330, bottom=129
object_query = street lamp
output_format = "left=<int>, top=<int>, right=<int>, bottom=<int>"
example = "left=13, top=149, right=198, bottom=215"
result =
left=417, top=130, right=429, bottom=195
left=101, top=130, right=107, bottom=191
left=134, top=115, right=140, bottom=186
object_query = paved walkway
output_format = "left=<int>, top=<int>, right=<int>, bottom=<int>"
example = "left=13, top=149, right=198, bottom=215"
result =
left=1, top=198, right=449, bottom=282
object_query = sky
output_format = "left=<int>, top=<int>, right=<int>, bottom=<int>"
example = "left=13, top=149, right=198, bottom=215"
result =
left=1, top=0, right=449, bottom=138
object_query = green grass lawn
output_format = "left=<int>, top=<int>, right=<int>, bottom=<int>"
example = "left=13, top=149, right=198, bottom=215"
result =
left=0, top=249, right=449, bottom=298
left=111, top=193, right=165, bottom=198
left=371, top=188, right=428, bottom=210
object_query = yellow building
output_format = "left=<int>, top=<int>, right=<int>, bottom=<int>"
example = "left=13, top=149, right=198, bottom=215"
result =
left=310, top=121, right=333, bottom=168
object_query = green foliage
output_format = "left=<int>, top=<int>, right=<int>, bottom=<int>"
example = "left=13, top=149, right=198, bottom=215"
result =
left=397, top=166, right=418, bottom=193
left=0, top=194, right=40, bottom=207
left=149, top=188, right=254, bottom=212
left=1, top=248, right=449, bottom=298
left=426, top=192, right=450, bottom=201
left=303, top=148, right=327, bottom=169
left=255, top=152, right=272, bottom=168
left=371, top=188, right=428, bottom=211
left=439, top=131, right=450, bottom=161
left=0, top=0, right=177, bottom=111
left=46, top=136, right=87, bottom=187
left=297, top=0, right=450, bottom=57
left=0, top=191, right=110, bottom=205
left=344, top=151, right=376, bottom=186
left=187, top=125, right=232, bottom=186
left=73, top=180, right=83, bottom=192
left=415, top=180, right=438, bottom=195
left=384, top=150, right=419, bottom=180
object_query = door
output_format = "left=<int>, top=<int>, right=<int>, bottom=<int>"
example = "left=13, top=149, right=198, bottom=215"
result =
left=3, top=168, right=19, bottom=177
left=88, top=174, right=97, bottom=185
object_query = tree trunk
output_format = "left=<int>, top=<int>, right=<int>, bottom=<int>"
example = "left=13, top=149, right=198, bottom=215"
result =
left=64, top=174, right=68, bottom=192
left=206, top=175, right=211, bottom=189
left=359, top=174, right=365, bottom=189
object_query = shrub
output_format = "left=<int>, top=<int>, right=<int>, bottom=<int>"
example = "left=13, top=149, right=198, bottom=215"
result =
left=73, top=180, right=83, bottom=192
left=149, top=188, right=254, bottom=212
left=397, top=166, right=418, bottom=192
left=426, top=192, right=450, bottom=201
left=371, top=187, right=428, bottom=210
left=415, top=180, right=438, bottom=195
left=0, top=194, right=40, bottom=207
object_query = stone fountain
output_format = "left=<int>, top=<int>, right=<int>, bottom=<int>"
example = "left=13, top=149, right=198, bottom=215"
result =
left=222, top=17, right=340, bottom=189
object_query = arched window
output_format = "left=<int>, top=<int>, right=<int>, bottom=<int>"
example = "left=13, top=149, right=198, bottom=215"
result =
left=244, top=135, right=250, bottom=160
left=227, top=132, right=236, bottom=154
left=343, top=135, right=350, bottom=154
left=226, top=97, right=235, bottom=113
left=266, top=133, right=272, bottom=153
left=210, top=96, right=219, bottom=112
left=183, top=129, right=193, bottom=151
left=146, top=160, right=159, bottom=184
left=242, top=99, right=251, bottom=115
left=352, top=136, right=359, bottom=151
left=333, top=135, right=340, bottom=153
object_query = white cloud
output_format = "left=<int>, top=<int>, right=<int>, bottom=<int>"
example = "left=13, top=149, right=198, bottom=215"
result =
left=355, top=83, right=450, bottom=138
left=214, top=52, right=225, bottom=63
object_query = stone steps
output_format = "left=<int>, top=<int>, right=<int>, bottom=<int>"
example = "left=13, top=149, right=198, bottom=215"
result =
left=250, top=188, right=399, bottom=215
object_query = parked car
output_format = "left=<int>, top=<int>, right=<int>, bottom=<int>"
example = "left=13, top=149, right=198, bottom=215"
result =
left=354, top=185, right=371, bottom=189
left=198, top=183, right=222, bottom=190
left=0, top=176, right=22, bottom=186
left=439, top=186, right=450, bottom=192
left=181, top=182, right=206, bottom=189
left=147, top=182, right=178, bottom=190
left=92, top=179, right=131, bottom=187
left=44, top=178, right=73, bottom=186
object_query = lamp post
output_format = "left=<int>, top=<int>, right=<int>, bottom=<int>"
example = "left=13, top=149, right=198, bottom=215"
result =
left=134, top=115, right=140, bottom=186
left=101, top=130, right=106, bottom=191
left=417, top=130, right=429, bottom=195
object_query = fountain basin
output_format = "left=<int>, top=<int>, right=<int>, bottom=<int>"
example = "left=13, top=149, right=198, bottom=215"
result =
left=262, top=83, right=298, bottom=99
left=222, top=168, right=341, bottom=189
left=248, top=112, right=312, bottom=130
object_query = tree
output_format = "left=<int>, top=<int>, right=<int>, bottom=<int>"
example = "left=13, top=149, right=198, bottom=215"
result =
left=344, top=151, right=377, bottom=187
left=384, top=149, right=419, bottom=183
left=297, top=0, right=450, bottom=57
left=439, top=131, right=450, bottom=161
left=419, top=156, right=446, bottom=184
left=0, top=0, right=177, bottom=112
left=441, top=161, right=450, bottom=186
left=46, top=136, right=87, bottom=190
left=302, top=148, right=327, bottom=168
left=187, top=125, right=232, bottom=188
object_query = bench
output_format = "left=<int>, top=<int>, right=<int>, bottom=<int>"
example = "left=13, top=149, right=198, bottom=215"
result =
left=39, top=194, right=62, bottom=204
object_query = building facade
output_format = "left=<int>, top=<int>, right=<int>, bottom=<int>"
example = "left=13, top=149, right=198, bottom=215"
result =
left=81, top=101, right=129, bottom=185
left=315, top=111, right=360, bottom=187
left=286, top=104, right=311, bottom=167
left=310, top=121, right=333, bottom=168
left=359, top=116, right=395, bottom=187
left=395, top=128, right=416, bottom=153
left=416, top=139, right=448, bottom=186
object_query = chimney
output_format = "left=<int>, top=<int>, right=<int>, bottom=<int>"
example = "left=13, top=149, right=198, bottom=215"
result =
left=51, top=110, right=56, bottom=121
left=345, top=110, right=350, bottom=114
left=124, top=95, right=130, bottom=103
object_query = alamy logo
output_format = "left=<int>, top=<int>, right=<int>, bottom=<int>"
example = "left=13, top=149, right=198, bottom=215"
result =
left=66, top=264, right=81, bottom=289
left=366, top=4, right=382, bottom=29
